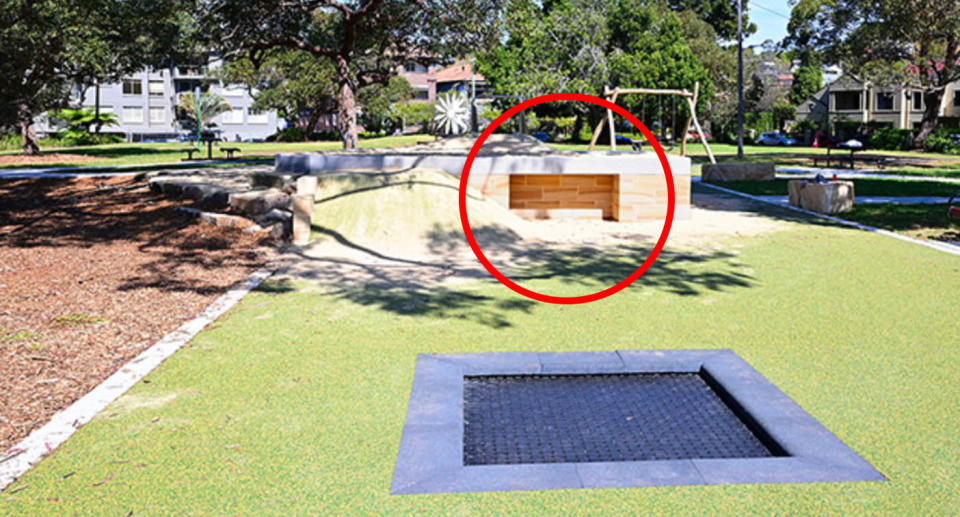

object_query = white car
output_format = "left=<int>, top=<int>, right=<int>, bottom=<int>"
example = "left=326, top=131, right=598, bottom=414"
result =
left=756, top=132, right=797, bottom=146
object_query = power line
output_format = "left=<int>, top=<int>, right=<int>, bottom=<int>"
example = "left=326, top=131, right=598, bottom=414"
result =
left=751, top=0, right=791, bottom=20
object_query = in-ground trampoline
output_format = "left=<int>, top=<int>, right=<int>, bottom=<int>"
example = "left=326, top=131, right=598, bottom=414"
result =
left=391, top=350, right=885, bottom=494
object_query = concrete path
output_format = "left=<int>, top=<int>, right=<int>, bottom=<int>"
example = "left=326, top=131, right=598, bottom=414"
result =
left=756, top=195, right=951, bottom=205
left=777, top=166, right=960, bottom=183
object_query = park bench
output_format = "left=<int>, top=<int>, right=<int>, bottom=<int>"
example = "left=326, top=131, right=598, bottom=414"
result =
left=220, top=147, right=242, bottom=160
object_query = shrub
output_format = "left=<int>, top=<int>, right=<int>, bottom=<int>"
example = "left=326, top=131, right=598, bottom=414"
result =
left=268, top=127, right=306, bottom=142
left=0, top=133, right=21, bottom=151
left=922, top=127, right=960, bottom=154
left=870, top=127, right=914, bottom=151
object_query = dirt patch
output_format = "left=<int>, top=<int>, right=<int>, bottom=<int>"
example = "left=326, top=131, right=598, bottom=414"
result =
left=0, top=176, right=271, bottom=451
left=0, top=153, right=98, bottom=166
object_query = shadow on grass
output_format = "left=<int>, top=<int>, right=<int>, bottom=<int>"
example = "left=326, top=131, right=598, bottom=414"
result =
left=288, top=220, right=755, bottom=328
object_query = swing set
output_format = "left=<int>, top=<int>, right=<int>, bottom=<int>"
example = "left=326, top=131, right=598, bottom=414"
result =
left=588, top=81, right=716, bottom=164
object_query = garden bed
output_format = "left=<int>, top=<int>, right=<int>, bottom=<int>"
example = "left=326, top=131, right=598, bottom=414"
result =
left=0, top=176, right=270, bottom=452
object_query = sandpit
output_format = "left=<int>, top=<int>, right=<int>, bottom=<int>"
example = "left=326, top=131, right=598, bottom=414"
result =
left=273, top=133, right=692, bottom=222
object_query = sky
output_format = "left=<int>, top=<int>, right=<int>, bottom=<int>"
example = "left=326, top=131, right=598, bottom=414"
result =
left=744, top=0, right=793, bottom=47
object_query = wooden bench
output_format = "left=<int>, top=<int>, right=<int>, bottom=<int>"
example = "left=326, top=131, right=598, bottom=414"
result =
left=220, top=147, right=242, bottom=160
left=180, top=147, right=200, bottom=161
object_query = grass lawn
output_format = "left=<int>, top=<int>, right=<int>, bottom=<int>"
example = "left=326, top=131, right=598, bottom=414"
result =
left=707, top=178, right=960, bottom=197
left=2, top=197, right=958, bottom=514
left=842, top=203, right=960, bottom=242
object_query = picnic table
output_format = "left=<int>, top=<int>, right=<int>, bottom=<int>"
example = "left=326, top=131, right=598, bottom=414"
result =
left=180, top=136, right=241, bottom=161
left=811, top=145, right=888, bottom=169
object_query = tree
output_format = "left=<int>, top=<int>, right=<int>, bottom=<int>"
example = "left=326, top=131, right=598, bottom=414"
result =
left=665, top=0, right=755, bottom=41
left=176, top=92, right=232, bottom=134
left=789, top=49, right=823, bottom=105
left=786, top=0, right=960, bottom=144
left=0, top=0, right=190, bottom=154
left=478, top=0, right=711, bottom=141
left=358, top=76, right=415, bottom=134
left=219, top=50, right=337, bottom=140
left=203, top=0, right=503, bottom=149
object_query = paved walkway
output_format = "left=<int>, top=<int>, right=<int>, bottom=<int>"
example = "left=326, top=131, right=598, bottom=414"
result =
left=776, top=166, right=960, bottom=183
left=756, top=195, right=951, bottom=205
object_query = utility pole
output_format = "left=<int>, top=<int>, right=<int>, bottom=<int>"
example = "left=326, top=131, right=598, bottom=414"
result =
left=470, top=56, right=477, bottom=133
left=195, top=86, right=202, bottom=152
left=737, top=0, right=745, bottom=159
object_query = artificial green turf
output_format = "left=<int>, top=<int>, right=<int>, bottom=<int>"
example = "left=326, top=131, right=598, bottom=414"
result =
left=2, top=199, right=959, bottom=515
left=712, top=178, right=960, bottom=197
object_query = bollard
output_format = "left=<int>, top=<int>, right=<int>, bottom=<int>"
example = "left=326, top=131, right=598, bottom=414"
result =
left=292, top=194, right=313, bottom=245
left=296, top=175, right=318, bottom=199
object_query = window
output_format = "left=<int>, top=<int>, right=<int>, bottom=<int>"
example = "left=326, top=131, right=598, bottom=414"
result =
left=912, top=91, right=924, bottom=111
left=122, top=79, right=142, bottom=95
left=247, top=111, right=268, bottom=124
left=149, top=106, right=165, bottom=123
left=404, top=62, right=425, bottom=73
left=955, top=91, right=960, bottom=107
left=413, top=88, right=429, bottom=100
left=875, top=92, right=894, bottom=111
left=834, top=91, right=861, bottom=111
left=148, top=80, right=164, bottom=97
left=123, top=106, right=143, bottom=123
left=83, top=105, right=113, bottom=114
left=222, top=108, right=244, bottom=124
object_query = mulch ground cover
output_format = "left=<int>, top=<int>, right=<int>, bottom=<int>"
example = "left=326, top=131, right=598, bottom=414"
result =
left=0, top=154, right=97, bottom=167
left=0, top=176, right=270, bottom=452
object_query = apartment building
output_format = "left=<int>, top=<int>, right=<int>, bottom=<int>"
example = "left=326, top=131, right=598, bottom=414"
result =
left=37, top=62, right=280, bottom=142
left=797, top=73, right=960, bottom=131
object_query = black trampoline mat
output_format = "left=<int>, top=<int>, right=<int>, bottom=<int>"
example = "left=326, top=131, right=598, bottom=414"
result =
left=463, top=373, right=779, bottom=465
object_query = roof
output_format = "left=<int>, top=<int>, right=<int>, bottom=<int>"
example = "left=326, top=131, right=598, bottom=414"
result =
left=436, top=59, right=485, bottom=83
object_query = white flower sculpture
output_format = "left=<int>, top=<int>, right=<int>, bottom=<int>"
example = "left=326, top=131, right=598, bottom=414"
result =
left=434, top=91, right=469, bottom=135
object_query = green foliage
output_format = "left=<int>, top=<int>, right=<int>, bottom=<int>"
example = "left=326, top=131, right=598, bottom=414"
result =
left=43, top=108, right=123, bottom=146
left=176, top=92, right=231, bottom=133
left=608, top=0, right=713, bottom=113
left=358, top=76, right=416, bottom=134
left=0, top=133, right=22, bottom=151
left=921, top=127, right=960, bottom=154
left=203, top=0, right=503, bottom=148
left=666, top=0, right=755, bottom=40
left=789, top=50, right=823, bottom=105
left=0, top=0, right=191, bottom=153
left=393, top=102, right=436, bottom=133
left=538, top=117, right=576, bottom=140
left=218, top=50, right=337, bottom=137
left=478, top=0, right=713, bottom=136
left=870, top=127, right=915, bottom=151
left=785, top=0, right=960, bottom=142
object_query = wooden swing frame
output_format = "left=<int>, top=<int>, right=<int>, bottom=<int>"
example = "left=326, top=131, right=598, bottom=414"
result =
left=588, top=82, right=716, bottom=164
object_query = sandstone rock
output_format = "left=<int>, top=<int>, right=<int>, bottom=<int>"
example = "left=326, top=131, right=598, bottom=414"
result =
left=228, top=188, right=291, bottom=216
left=787, top=180, right=854, bottom=214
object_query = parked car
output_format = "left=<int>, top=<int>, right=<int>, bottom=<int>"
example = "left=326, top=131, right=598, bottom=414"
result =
left=531, top=131, right=552, bottom=142
left=685, top=130, right=712, bottom=141
left=756, top=132, right=797, bottom=146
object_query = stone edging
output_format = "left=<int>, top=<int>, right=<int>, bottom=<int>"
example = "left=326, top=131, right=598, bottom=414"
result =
left=0, top=267, right=275, bottom=491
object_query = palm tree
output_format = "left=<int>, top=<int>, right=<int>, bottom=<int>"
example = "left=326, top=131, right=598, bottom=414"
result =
left=177, top=91, right=232, bottom=134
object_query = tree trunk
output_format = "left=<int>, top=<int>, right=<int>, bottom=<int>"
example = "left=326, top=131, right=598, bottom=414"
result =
left=915, top=89, right=945, bottom=146
left=303, top=108, right=322, bottom=141
left=572, top=114, right=584, bottom=143
left=20, top=120, right=40, bottom=156
left=335, top=56, right=358, bottom=150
